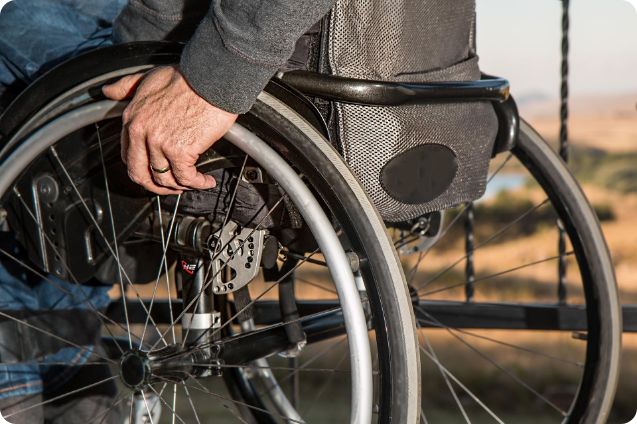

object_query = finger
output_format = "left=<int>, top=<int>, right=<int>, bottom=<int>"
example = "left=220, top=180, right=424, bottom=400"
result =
left=169, top=158, right=216, bottom=191
left=120, top=126, right=129, bottom=164
left=125, top=125, right=181, bottom=195
left=102, top=73, right=145, bottom=100
left=147, top=143, right=189, bottom=191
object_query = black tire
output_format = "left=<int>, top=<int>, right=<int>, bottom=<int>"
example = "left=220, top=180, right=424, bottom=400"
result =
left=514, top=120, right=621, bottom=423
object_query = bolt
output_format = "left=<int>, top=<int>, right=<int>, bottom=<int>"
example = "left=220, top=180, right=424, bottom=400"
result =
left=39, top=185, right=50, bottom=196
left=248, top=243, right=254, bottom=249
left=245, top=263, right=251, bottom=269
left=228, top=283, right=234, bottom=290
left=246, top=170, right=258, bottom=181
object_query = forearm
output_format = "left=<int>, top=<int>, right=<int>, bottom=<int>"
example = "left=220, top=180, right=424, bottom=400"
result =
left=114, top=0, right=335, bottom=114
left=181, top=0, right=336, bottom=114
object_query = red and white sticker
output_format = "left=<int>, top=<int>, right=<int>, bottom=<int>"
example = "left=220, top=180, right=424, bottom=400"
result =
left=181, top=261, right=196, bottom=274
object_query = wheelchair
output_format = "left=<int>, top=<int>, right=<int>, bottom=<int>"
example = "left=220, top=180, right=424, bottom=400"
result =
left=0, top=42, right=620, bottom=423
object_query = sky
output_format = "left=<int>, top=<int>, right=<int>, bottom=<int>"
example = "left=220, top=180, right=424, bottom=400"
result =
left=476, top=0, right=637, bottom=100
left=0, top=0, right=634, bottom=101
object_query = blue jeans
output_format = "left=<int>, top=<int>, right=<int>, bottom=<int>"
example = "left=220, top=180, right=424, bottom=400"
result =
left=0, top=0, right=126, bottom=401
left=0, top=0, right=126, bottom=105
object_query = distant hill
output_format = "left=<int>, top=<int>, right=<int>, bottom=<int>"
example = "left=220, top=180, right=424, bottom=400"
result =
left=517, top=93, right=637, bottom=153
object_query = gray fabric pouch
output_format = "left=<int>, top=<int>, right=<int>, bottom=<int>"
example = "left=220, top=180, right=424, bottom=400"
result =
left=328, top=0, right=498, bottom=222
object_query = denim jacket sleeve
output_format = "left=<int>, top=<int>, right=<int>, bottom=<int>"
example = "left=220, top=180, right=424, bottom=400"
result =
left=113, top=0, right=336, bottom=114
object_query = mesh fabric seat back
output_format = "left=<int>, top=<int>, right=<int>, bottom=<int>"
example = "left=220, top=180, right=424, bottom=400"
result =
left=328, top=0, right=498, bottom=222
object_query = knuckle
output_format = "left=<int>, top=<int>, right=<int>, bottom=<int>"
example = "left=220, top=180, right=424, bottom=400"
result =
left=127, top=122, right=143, bottom=138
left=122, top=108, right=132, bottom=124
left=128, top=169, right=144, bottom=184
left=174, top=175, right=192, bottom=186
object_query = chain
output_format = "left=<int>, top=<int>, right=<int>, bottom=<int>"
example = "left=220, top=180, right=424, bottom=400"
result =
left=557, top=0, right=570, bottom=305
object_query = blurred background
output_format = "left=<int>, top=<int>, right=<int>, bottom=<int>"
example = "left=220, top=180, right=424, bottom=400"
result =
left=476, top=0, right=637, bottom=421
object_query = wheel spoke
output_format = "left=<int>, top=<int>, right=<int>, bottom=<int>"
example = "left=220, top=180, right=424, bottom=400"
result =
left=172, top=383, right=178, bottom=424
left=95, top=387, right=125, bottom=424
left=416, top=198, right=551, bottom=292
left=188, top=363, right=354, bottom=373
left=141, top=194, right=181, bottom=343
left=416, top=313, right=583, bottom=367
left=48, top=147, right=169, bottom=346
left=158, top=194, right=290, bottom=352
left=170, top=251, right=338, bottom=362
left=148, top=385, right=188, bottom=424
left=294, top=276, right=338, bottom=295
left=301, top=351, right=348, bottom=418
left=161, top=299, right=345, bottom=365
left=188, top=378, right=251, bottom=424
left=0, top=361, right=112, bottom=366
left=419, top=345, right=505, bottom=424
left=4, top=375, right=118, bottom=419
left=418, top=323, right=471, bottom=423
left=141, top=390, right=157, bottom=424
left=257, top=337, right=347, bottom=397
left=157, top=197, right=178, bottom=345
left=128, top=393, right=134, bottom=424
left=486, top=153, right=514, bottom=185
left=418, top=307, right=568, bottom=416
left=0, top=310, right=114, bottom=363
left=421, top=409, right=429, bottom=424
left=85, top=390, right=128, bottom=424
left=96, top=123, right=132, bottom=349
left=11, top=189, right=129, bottom=354
left=406, top=203, right=469, bottom=284
left=183, top=385, right=202, bottom=424
left=419, top=251, right=575, bottom=298
left=180, top=156, right=247, bottom=346
left=0, top=247, right=150, bottom=349
left=164, top=375, right=304, bottom=424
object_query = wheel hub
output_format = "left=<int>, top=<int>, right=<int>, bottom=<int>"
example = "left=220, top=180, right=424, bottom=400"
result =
left=118, top=346, right=218, bottom=391
left=119, top=349, right=152, bottom=391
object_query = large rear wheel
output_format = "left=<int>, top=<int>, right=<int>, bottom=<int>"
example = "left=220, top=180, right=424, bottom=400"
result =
left=0, top=43, right=420, bottom=424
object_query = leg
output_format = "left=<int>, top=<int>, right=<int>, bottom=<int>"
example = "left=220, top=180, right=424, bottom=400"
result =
left=0, top=393, right=44, bottom=424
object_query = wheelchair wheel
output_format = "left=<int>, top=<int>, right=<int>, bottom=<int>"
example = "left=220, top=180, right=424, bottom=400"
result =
left=400, top=120, right=621, bottom=423
left=0, top=44, right=419, bottom=423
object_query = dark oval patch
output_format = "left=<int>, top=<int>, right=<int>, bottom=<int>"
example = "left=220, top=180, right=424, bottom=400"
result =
left=380, top=144, right=458, bottom=205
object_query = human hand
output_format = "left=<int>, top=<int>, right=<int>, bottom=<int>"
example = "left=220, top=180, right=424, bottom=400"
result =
left=102, top=65, right=238, bottom=195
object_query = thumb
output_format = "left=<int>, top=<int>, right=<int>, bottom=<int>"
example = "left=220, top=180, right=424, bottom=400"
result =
left=102, top=73, right=146, bottom=100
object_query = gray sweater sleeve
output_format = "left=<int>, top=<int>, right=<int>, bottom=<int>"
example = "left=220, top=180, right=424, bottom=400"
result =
left=114, top=0, right=336, bottom=114
left=181, top=0, right=336, bottom=113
